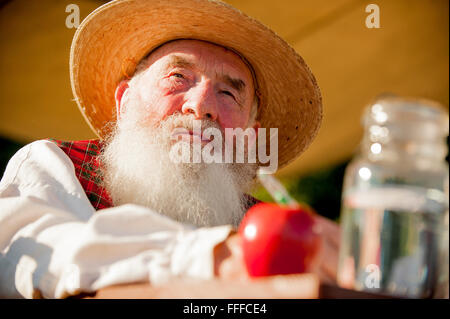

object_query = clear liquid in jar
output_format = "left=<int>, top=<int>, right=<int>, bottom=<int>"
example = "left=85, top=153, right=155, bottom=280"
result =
left=337, top=185, right=448, bottom=298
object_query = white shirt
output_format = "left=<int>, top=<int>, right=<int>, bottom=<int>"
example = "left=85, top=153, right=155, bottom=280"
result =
left=0, top=140, right=233, bottom=299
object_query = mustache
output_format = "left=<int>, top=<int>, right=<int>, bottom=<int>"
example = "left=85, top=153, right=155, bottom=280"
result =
left=168, top=113, right=223, bottom=132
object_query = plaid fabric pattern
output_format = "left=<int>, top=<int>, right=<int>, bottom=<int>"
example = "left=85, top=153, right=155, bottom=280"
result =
left=48, top=138, right=113, bottom=210
left=48, top=138, right=261, bottom=212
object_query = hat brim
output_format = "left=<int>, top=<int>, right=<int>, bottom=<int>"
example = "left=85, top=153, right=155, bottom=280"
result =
left=70, top=0, right=322, bottom=170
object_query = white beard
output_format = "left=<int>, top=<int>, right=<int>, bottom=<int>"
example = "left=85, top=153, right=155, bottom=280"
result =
left=98, top=108, right=257, bottom=228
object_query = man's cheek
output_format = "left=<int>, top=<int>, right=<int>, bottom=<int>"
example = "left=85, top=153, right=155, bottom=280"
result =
left=217, top=116, right=237, bottom=131
left=138, top=98, right=171, bottom=121
left=217, top=112, right=244, bottom=130
left=156, top=95, right=186, bottom=117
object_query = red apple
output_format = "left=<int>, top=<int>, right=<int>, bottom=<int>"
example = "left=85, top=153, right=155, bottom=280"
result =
left=238, top=202, right=322, bottom=277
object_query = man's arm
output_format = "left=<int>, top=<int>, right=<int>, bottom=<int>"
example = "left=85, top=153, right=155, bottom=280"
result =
left=78, top=219, right=339, bottom=299
left=83, top=215, right=342, bottom=299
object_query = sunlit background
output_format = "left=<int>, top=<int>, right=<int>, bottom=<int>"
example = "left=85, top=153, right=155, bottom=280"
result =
left=1, top=0, right=448, bottom=220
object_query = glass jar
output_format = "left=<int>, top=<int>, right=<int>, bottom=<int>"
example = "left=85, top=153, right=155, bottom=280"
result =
left=337, top=96, right=449, bottom=298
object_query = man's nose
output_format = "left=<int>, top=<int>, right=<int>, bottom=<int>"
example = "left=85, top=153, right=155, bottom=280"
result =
left=181, top=81, right=218, bottom=121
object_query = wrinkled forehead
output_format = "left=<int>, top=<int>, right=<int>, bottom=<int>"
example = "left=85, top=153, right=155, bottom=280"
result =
left=143, top=39, right=257, bottom=88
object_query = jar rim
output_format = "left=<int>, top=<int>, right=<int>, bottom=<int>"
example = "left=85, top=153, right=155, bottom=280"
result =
left=363, top=96, right=449, bottom=136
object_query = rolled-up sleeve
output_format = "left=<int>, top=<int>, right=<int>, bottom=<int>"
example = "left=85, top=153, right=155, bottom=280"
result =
left=0, top=140, right=233, bottom=299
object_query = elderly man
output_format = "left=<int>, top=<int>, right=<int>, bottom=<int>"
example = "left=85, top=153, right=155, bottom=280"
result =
left=0, top=0, right=339, bottom=298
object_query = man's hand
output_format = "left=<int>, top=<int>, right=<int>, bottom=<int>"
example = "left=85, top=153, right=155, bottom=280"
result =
left=312, top=215, right=341, bottom=284
left=214, top=215, right=341, bottom=284
left=213, top=230, right=249, bottom=280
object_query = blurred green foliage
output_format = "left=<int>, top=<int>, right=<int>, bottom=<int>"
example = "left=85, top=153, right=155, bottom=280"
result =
left=0, top=136, right=24, bottom=180
left=251, top=161, right=348, bottom=222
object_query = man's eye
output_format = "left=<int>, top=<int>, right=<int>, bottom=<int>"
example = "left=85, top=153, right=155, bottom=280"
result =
left=171, top=73, right=184, bottom=79
left=221, top=90, right=235, bottom=99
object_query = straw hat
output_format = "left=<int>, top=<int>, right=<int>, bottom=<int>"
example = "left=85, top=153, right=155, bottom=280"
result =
left=70, top=0, right=322, bottom=170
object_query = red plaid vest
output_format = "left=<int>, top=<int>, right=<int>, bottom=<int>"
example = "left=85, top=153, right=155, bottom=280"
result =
left=48, top=139, right=113, bottom=210
left=48, top=139, right=260, bottom=211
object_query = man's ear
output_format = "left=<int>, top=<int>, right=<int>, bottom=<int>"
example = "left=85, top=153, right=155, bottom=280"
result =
left=115, top=80, right=129, bottom=119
